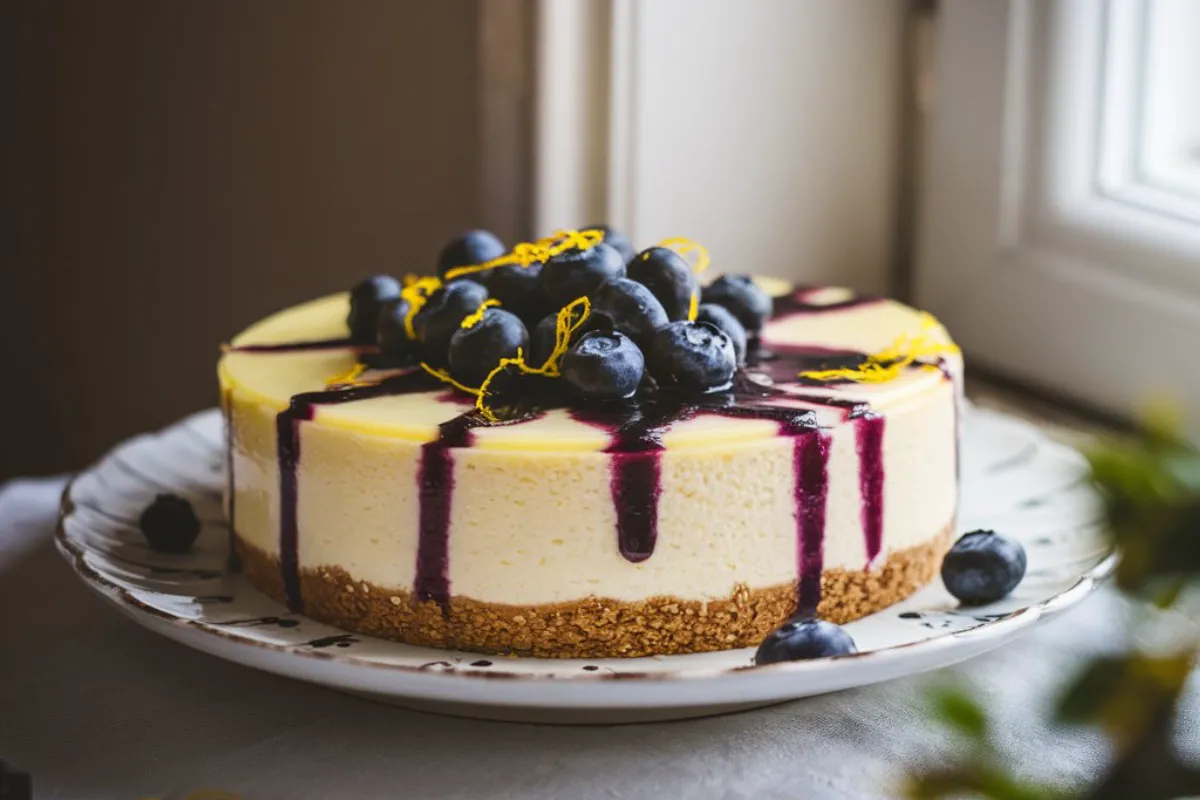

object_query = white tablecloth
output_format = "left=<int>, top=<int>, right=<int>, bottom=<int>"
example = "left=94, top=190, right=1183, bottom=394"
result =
left=2, top=477, right=1196, bottom=799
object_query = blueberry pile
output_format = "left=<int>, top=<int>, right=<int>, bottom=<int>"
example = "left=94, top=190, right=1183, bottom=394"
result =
left=346, top=227, right=774, bottom=406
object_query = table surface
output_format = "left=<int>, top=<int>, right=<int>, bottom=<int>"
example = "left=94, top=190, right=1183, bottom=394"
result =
left=2, top=476, right=1196, bottom=800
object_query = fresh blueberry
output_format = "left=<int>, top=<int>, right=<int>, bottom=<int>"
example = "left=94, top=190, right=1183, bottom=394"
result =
left=648, top=321, right=737, bottom=392
left=412, top=280, right=490, bottom=367
left=139, top=494, right=201, bottom=554
left=702, top=275, right=773, bottom=333
left=627, top=246, right=697, bottom=321
left=941, top=530, right=1027, bottom=605
left=590, top=277, right=670, bottom=350
left=754, top=618, right=858, bottom=664
left=437, top=230, right=507, bottom=282
left=347, top=275, right=402, bottom=343
left=561, top=331, right=645, bottom=399
left=375, top=298, right=418, bottom=366
left=694, top=303, right=748, bottom=364
left=528, top=309, right=615, bottom=368
left=540, top=242, right=627, bottom=308
left=585, top=223, right=636, bottom=263
left=448, top=308, right=530, bottom=387
left=488, top=263, right=551, bottom=326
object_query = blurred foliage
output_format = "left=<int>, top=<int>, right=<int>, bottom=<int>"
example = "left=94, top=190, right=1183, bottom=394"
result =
left=907, top=406, right=1200, bottom=800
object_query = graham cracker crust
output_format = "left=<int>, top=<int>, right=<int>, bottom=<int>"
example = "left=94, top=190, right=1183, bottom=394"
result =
left=237, top=525, right=952, bottom=658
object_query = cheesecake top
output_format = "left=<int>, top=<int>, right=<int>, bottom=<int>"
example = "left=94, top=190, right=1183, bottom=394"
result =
left=220, top=234, right=958, bottom=453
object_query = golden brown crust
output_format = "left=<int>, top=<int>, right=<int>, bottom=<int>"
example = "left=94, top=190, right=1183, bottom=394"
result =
left=236, top=525, right=952, bottom=658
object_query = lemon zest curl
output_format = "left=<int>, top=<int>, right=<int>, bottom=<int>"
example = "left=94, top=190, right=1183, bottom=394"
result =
left=799, top=313, right=961, bottom=384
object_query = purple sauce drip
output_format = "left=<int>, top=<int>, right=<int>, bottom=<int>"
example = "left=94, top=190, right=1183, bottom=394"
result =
left=854, top=413, right=886, bottom=566
left=230, top=337, right=359, bottom=353
left=795, top=430, right=832, bottom=615
left=415, top=413, right=490, bottom=608
left=772, top=288, right=883, bottom=317
left=259, top=289, right=935, bottom=616
left=273, top=370, right=444, bottom=611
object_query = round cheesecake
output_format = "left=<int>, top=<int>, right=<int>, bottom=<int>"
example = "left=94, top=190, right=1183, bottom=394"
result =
left=219, top=277, right=961, bottom=658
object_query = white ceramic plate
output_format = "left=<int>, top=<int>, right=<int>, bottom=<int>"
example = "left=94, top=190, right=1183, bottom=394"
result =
left=56, top=405, right=1114, bottom=723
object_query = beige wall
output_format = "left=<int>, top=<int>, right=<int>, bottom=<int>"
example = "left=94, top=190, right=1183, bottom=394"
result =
left=1, top=1, right=497, bottom=478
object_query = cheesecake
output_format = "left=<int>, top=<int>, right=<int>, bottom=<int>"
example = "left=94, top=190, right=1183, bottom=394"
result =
left=218, top=229, right=961, bottom=658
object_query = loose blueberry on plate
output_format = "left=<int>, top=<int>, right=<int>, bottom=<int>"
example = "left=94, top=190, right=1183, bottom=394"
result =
left=590, top=277, right=670, bottom=350
left=693, top=303, right=748, bottom=365
left=754, top=618, right=858, bottom=664
left=627, top=246, right=698, bottom=321
left=561, top=331, right=645, bottom=399
left=448, top=308, right=530, bottom=387
left=584, top=223, right=636, bottom=263
left=437, top=229, right=507, bottom=282
left=348, top=275, right=402, bottom=344
left=375, top=297, right=418, bottom=366
left=488, top=263, right=551, bottom=326
left=540, top=242, right=627, bottom=308
left=941, top=529, right=1027, bottom=605
left=139, top=494, right=201, bottom=554
left=412, top=280, right=490, bottom=367
left=702, top=275, right=773, bottom=333
left=648, top=321, right=737, bottom=392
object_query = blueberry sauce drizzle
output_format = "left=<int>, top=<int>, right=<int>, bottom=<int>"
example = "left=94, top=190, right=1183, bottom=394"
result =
left=256, top=290, right=950, bottom=619
left=274, top=370, right=445, bottom=611
left=229, top=337, right=359, bottom=354
left=772, top=288, right=883, bottom=317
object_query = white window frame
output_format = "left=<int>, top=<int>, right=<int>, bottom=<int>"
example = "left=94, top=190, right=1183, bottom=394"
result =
left=918, top=0, right=1200, bottom=427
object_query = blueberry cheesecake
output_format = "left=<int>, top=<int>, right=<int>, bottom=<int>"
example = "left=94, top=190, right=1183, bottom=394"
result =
left=219, top=228, right=962, bottom=658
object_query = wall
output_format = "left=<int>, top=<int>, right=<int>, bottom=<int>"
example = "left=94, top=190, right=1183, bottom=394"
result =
left=1, top=1, right=491, bottom=479
left=536, top=0, right=906, bottom=295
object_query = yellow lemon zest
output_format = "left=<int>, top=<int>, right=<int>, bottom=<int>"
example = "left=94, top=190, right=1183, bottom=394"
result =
left=323, top=363, right=370, bottom=388
left=441, top=229, right=605, bottom=282
left=658, top=237, right=711, bottom=275
left=418, top=362, right=483, bottom=397
left=799, top=313, right=961, bottom=384
left=472, top=296, right=592, bottom=421
left=399, top=275, right=444, bottom=340
left=460, top=298, right=501, bottom=329
left=687, top=290, right=700, bottom=322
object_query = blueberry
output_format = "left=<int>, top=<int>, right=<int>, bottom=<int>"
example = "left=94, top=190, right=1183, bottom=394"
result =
left=139, top=494, right=201, bottom=554
left=648, top=321, right=737, bottom=392
left=702, top=275, right=773, bottom=333
left=755, top=618, right=858, bottom=664
left=627, top=246, right=697, bottom=321
left=585, top=223, right=636, bottom=263
left=540, top=242, right=627, bottom=308
left=488, top=263, right=551, bottom=326
left=448, top=308, right=530, bottom=387
left=529, top=309, right=615, bottom=368
left=561, top=331, right=645, bottom=399
left=941, top=530, right=1027, bottom=605
left=412, top=280, right=490, bottom=367
left=590, top=277, right=669, bottom=350
left=375, top=298, right=419, bottom=366
left=348, top=275, right=402, bottom=343
left=437, top=230, right=507, bottom=282
left=694, top=303, right=748, bottom=364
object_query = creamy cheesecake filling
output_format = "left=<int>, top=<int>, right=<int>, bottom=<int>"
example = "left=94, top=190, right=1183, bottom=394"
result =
left=221, top=285, right=959, bottom=621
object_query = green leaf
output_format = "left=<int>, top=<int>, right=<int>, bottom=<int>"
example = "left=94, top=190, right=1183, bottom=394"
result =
left=929, top=686, right=988, bottom=740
